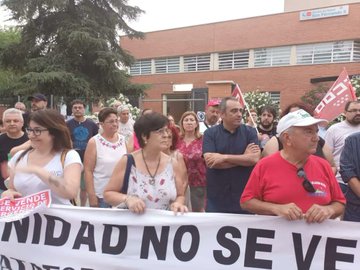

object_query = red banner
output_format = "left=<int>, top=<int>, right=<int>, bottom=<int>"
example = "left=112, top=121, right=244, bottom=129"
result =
left=314, top=68, right=357, bottom=121
left=0, top=190, right=51, bottom=222
left=231, top=84, right=246, bottom=107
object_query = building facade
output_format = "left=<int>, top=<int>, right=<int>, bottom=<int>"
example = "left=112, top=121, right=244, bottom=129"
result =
left=120, top=2, right=360, bottom=121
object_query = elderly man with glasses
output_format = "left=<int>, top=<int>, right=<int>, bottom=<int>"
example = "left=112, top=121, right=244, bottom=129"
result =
left=240, top=109, right=345, bottom=223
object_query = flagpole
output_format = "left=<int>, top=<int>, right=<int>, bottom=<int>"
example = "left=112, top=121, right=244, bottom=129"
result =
left=235, top=83, right=259, bottom=134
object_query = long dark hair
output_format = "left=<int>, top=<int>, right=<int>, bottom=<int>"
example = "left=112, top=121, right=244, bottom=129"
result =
left=17, top=109, right=72, bottom=163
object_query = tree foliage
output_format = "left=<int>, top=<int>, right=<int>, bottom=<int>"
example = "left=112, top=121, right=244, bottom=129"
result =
left=0, top=0, right=145, bottom=99
left=0, top=27, right=21, bottom=93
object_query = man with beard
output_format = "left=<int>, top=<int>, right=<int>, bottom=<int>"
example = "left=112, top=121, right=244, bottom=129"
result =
left=325, top=100, right=360, bottom=194
left=257, top=105, right=277, bottom=149
left=22, top=93, right=48, bottom=130
left=203, top=97, right=260, bottom=214
left=199, top=99, right=220, bottom=134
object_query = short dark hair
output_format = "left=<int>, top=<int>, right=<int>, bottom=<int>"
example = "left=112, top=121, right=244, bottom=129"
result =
left=260, top=105, right=277, bottom=118
left=98, top=107, right=117, bottom=122
left=281, top=102, right=312, bottom=118
left=345, top=100, right=360, bottom=111
left=219, top=97, right=239, bottom=113
left=134, top=112, right=168, bottom=148
left=71, top=99, right=86, bottom=108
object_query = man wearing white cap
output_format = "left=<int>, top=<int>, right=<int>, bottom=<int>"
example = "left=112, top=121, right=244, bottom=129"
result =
left=241, top=109, right=345, bottom=223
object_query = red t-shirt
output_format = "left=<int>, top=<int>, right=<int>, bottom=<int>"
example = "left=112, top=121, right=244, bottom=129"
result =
left=241, top=152, right=346, bottom=213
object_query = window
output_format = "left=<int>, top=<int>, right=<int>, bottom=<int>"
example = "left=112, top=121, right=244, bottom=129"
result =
left=218, top=51, right=249, bottom=69
left=353, top=41, right=360, bottom=61
left=254, top=46, right=291, bottom=67
left=184, top=54, right=210, bottom=72
left=129, top=59, right=151, bottom=75
left=155, top=57, right=180, bottom=74
left=297, top=41, right=359, bottom=65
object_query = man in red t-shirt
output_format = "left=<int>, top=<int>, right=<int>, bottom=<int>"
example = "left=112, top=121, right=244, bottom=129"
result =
left=240, top=109, right=345, bottom=223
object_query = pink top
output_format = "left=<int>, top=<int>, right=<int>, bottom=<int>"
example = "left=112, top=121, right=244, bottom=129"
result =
left=177, top=137, right=206, bottom=187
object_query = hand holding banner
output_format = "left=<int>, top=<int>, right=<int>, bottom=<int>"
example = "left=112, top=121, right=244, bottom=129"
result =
left=314, top=68, right=357, bottom=121
left=0, top=190, right=51, bottom=222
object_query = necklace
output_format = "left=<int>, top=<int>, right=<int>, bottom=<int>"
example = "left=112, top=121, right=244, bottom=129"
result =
left=141, top=149, right=161, bottom=185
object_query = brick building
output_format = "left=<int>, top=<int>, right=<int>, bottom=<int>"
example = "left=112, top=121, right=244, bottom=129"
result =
left=120, top=1, right=360, bottom=121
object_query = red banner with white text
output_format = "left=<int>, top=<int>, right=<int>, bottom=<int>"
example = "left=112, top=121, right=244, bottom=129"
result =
left=314, top=68, right=357, bottom=121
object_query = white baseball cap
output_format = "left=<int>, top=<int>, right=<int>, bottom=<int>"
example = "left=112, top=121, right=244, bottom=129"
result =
left=276, top=109, right=327, bottom=136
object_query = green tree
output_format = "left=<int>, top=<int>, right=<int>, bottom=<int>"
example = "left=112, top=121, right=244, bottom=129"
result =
left=0, top=27, right=21, bottom=93
left=0, top=0, right=144, bottom=99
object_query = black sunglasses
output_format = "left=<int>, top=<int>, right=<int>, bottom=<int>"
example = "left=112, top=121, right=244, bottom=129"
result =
left=297, top=168, right=316, bottom=193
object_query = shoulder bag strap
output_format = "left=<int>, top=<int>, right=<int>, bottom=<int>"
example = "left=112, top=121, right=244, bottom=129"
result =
left=121, top=154, right=135, bottom=194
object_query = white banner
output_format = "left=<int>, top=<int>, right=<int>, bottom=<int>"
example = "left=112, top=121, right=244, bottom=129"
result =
left=0, top=206, right=359, bottom=270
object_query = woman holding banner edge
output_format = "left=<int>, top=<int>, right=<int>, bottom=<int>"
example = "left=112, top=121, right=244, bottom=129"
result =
left=1, top=110, right=82, bottom=205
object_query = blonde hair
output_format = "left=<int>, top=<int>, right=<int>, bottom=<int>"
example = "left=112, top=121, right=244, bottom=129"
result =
left=179, top=111, right=201, bottom=139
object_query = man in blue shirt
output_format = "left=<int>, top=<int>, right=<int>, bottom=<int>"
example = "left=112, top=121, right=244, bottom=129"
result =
left=203, top=97, right=260, bottom=213
left=340, top=131, right=360, bottom=222
left=67, top=99, right=99, bottom=206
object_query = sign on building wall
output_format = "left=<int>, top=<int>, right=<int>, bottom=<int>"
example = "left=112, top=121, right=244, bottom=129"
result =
left=300, top=5, right=349, bottom=20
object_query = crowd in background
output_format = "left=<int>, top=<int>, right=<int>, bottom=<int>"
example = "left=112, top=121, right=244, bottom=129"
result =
left=1, top=93, right=360, bottom=223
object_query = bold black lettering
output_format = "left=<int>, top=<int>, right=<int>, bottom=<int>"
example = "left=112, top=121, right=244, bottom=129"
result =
left=173, top=225, right=199, bottom=262
left=30, top=263, right=42, bottom=270
left=63, top=268, right=75, bottom=270
left=244, top=228, right=274, bottom=269
left=1, top=218, right=29, bottom=243
left=0, top=255, right=12, bottom=270
left=73, top=221, right=96, bottom=251
left=140, top=226, right=170, bottom=260
left=213, top=226, right=241, bottom=265
left=102, top=224, right=128, bottom=255
left=31, top=214, right=42, bottom=244
left=324, top=238, right=357, bottom=269
left=42, top=265, right=60, bottom=270
left=292, top=233, right=321, bottom=270
left=44, top=214, right=71, bottom=246
left=11, top=257, right=26, bottom=270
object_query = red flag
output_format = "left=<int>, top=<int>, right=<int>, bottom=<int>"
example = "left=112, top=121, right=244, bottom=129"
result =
left=232, top=84, right=246, bottom=107
left=314, top=68, right=357, bottom=121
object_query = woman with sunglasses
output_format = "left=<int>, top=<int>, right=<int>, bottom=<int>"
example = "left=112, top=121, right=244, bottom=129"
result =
left=103, top=112, right=188, bottom=214
left=241, top=110, right=345, bottom=223
left=1, top=110, right=82, bottom=205
left=84, top=107, right=128, bottom=208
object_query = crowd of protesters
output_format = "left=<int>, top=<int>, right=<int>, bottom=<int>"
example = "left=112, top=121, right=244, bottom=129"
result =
left=1, top=92, right=360, bottom=223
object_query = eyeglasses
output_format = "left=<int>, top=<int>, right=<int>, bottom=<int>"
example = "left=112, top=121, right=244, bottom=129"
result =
left=103, top=120, right=118, bottom=125
left=153, top=127, right=169, bottom=135
left=297, top=168, right=316, bottom=193
left=346, top=109, right=360, bottom=113
left=26, top=128, right=48, bottom=136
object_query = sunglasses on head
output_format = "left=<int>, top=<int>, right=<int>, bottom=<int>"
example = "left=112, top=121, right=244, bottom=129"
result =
left=297, top=168, right=316, bottom=193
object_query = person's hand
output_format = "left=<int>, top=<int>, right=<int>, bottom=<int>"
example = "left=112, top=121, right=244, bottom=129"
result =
left=244, top=143, right=260, bottom=154
left=88, top=194, right=99, bottom=207
left=170, top=201, right=188, bottom=215
left=273, top=203, right=303, bottom=221
left=126, top=195, right=146, bottom=214
left=304, top=204, right=334, bottom=223
left=1, top=189, right=22, bottom=201
left=204, top=153, right=226, bottom=168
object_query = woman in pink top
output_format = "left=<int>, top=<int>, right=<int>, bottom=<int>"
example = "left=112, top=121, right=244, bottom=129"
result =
left=177, top=111, right=206, bottom=212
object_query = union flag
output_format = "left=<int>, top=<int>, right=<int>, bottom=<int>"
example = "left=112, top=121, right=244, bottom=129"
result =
left=314, top=68, right=357, bottom=121
left=232, top=84, right=246, bottom=107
